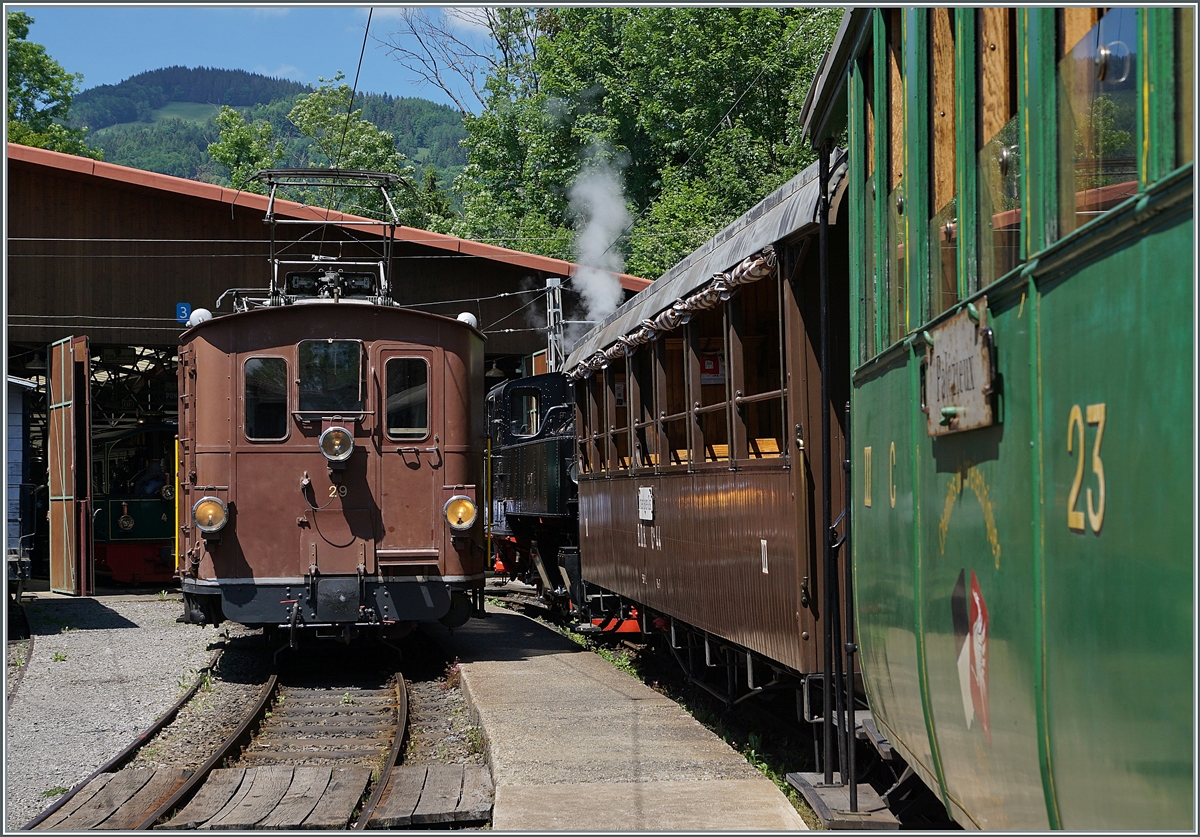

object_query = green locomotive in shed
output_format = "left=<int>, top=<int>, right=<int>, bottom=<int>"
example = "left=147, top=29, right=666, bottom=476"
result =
left=802, top=6, right=1193, bottom=830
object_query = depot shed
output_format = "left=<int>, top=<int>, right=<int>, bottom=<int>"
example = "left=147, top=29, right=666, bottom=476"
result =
left=7, top=143, right=647, bottom=359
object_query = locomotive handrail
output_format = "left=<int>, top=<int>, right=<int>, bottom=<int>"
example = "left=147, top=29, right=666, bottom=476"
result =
left=291, top=410, right=369, bottom=420
left=691, top=402, right=726, bottom=416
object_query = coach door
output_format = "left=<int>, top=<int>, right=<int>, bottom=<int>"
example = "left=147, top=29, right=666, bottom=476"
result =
left=47, top=336, right=93, bottom=596
left=376, top=348, right=442, bottom=565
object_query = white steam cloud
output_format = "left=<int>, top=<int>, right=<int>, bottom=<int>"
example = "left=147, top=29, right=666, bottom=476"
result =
left=568, top=153, right=631, bottom=347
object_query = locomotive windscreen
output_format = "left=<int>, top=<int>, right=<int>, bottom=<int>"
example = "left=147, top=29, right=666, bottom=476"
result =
left=245, top=357, right=289, bottom=439
left=298, top=340, right=363, bottom=413
left=386, top=358, right=429, bottom=439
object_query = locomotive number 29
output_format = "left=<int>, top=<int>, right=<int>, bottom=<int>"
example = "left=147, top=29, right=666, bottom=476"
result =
left=328, top=484, right=348, bottom=498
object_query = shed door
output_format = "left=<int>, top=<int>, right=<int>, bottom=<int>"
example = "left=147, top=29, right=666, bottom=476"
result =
left=376, top=349, right=442, bottom=562
left=48, top=336, right=93, bottom=596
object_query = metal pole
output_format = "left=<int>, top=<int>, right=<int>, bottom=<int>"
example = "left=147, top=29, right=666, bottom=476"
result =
left=844, top=400, right=858, bottom=811
left=819, top=139, right=835, bottom=787
left=547, top=278, right=564, bottom=372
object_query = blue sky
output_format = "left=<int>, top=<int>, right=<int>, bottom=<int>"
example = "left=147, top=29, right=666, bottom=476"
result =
left=11, top=5, right=470, bottom=111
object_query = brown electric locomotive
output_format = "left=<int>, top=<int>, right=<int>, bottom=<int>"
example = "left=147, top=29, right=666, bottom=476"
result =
left=176, top=170, right=485, bottom=643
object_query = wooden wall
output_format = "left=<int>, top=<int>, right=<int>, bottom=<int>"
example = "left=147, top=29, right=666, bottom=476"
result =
left=7, top=156, right=609, bottom=357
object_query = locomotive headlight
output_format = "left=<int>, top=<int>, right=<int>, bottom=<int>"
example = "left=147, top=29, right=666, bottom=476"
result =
left=443, top=495, right=477, bottom=531
left=318, top=427, right=354, bottom=462
left=192, top=496, right=228, bottom=534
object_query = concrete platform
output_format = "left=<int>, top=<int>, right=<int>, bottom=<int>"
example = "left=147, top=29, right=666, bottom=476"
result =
left=422, top=606, right=807, bottom=831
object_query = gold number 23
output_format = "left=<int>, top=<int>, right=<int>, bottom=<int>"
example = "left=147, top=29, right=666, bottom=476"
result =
left=1067, top=403, right=1105, bottom=533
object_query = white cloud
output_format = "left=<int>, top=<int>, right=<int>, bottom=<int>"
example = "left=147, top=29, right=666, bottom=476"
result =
left=247, top=7, right=292, bottom=19
left=255, top=63, right=307, bottom=82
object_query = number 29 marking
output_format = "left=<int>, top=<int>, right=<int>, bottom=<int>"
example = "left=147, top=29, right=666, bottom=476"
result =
left=328, top=484, right=348, bottom=498
left=1066, top=403, right=1105, bottom=533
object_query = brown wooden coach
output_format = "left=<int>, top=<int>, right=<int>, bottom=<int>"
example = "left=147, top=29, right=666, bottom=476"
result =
left=563, top=154, right=851, bottom=678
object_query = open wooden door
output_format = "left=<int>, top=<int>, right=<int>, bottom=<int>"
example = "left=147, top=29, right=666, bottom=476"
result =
left=47, top=336, right=93, bottom=595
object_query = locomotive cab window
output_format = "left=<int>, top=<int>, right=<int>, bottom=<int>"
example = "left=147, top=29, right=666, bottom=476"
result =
left=509, top=388, right=540, bottom=437
left=244, top=357, right=288, bottom=440
left=385, top=357, right=429, bottom=440
left=298, top=340, right=364, bottom=414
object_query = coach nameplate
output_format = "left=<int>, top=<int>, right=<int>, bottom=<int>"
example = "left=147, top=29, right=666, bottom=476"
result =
left=925, top=296, right=994, bottom=437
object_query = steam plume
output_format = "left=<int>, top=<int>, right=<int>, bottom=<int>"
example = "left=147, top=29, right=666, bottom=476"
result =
left=567, top=152, right=631, bottom=347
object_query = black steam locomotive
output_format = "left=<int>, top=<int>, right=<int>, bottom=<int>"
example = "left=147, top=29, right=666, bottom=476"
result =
left=484, top=372, right=579, bottom=608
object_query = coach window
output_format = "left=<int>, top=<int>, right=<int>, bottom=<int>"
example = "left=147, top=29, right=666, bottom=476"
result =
left=385, top=358, right=429, bottom=440
left=630, top=346, right=656, bottom=468
left=661, top=337, right=689, bottom=466
left=298, top=340, right=363, bottom=413
left=575, top=380, right=593, bottom=476
left=587, top=373, right=605, bottom=473
left=1176, top=8, right=1194, bottom=168
left=691, top=304, right=729, bottom=464
left=1057, top=7, right=1138, bottom=238
left=885, top=8, right=907, bottom=343
left=607, top=357, right=630, bottom=471
left=737, top=272, right=785, bottom=460
left=860, top=55, right=878, bottom=360
left=977, top=7, right=1023, bottom=285
left=244, top=357, right=288, bottom=440
left=929, top=7, right=958, bottom=318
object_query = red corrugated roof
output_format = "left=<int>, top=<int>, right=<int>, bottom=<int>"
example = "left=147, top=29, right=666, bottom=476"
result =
left=7, top=142, right=651, bottom=291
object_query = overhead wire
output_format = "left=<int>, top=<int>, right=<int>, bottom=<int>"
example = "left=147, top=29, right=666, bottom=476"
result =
left=481, top=289, right=549, bottom=333
left=335, top=7, right=375, bottom=172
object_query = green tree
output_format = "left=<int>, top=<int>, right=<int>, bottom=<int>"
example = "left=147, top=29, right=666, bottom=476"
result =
left=205, top=106, right=284, bottom=192
left=209, top=73, right=432, bottom=226
left=6, top=11, right=101, bottom=158
left=284, top=73, right=421, bottom=223
left=440, top=7, right=840, bottom=278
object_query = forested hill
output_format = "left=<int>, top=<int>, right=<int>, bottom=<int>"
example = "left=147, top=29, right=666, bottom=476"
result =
left=68, top=65, right=466, bottom=187
left=71, top=67, right=309, bottom=129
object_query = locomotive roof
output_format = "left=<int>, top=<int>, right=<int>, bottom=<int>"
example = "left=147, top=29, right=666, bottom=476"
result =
left=565, top=153, right=846, bottom=371
left=180, top=299, right=484, bottom=342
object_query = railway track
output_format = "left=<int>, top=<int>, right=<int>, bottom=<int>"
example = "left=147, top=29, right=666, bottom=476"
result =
left=24, top=645, right=492, bottom=831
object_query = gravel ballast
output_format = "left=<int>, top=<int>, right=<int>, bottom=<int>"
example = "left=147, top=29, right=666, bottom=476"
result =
left=4, top=595, right=222, bottom=831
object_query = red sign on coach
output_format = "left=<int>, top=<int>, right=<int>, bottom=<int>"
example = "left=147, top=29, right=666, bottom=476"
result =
left=700, top=353, right=724, bottom=385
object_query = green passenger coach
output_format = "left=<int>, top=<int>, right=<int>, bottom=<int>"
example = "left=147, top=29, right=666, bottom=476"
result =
left=802, top=7, right=1193, bottom=830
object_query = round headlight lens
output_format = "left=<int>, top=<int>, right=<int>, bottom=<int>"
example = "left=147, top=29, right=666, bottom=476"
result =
left=443, top=495, right=477, bottom=531
left=192, top=496, right=228, bottom=534
left=319, top=427, right=354, bottom=462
